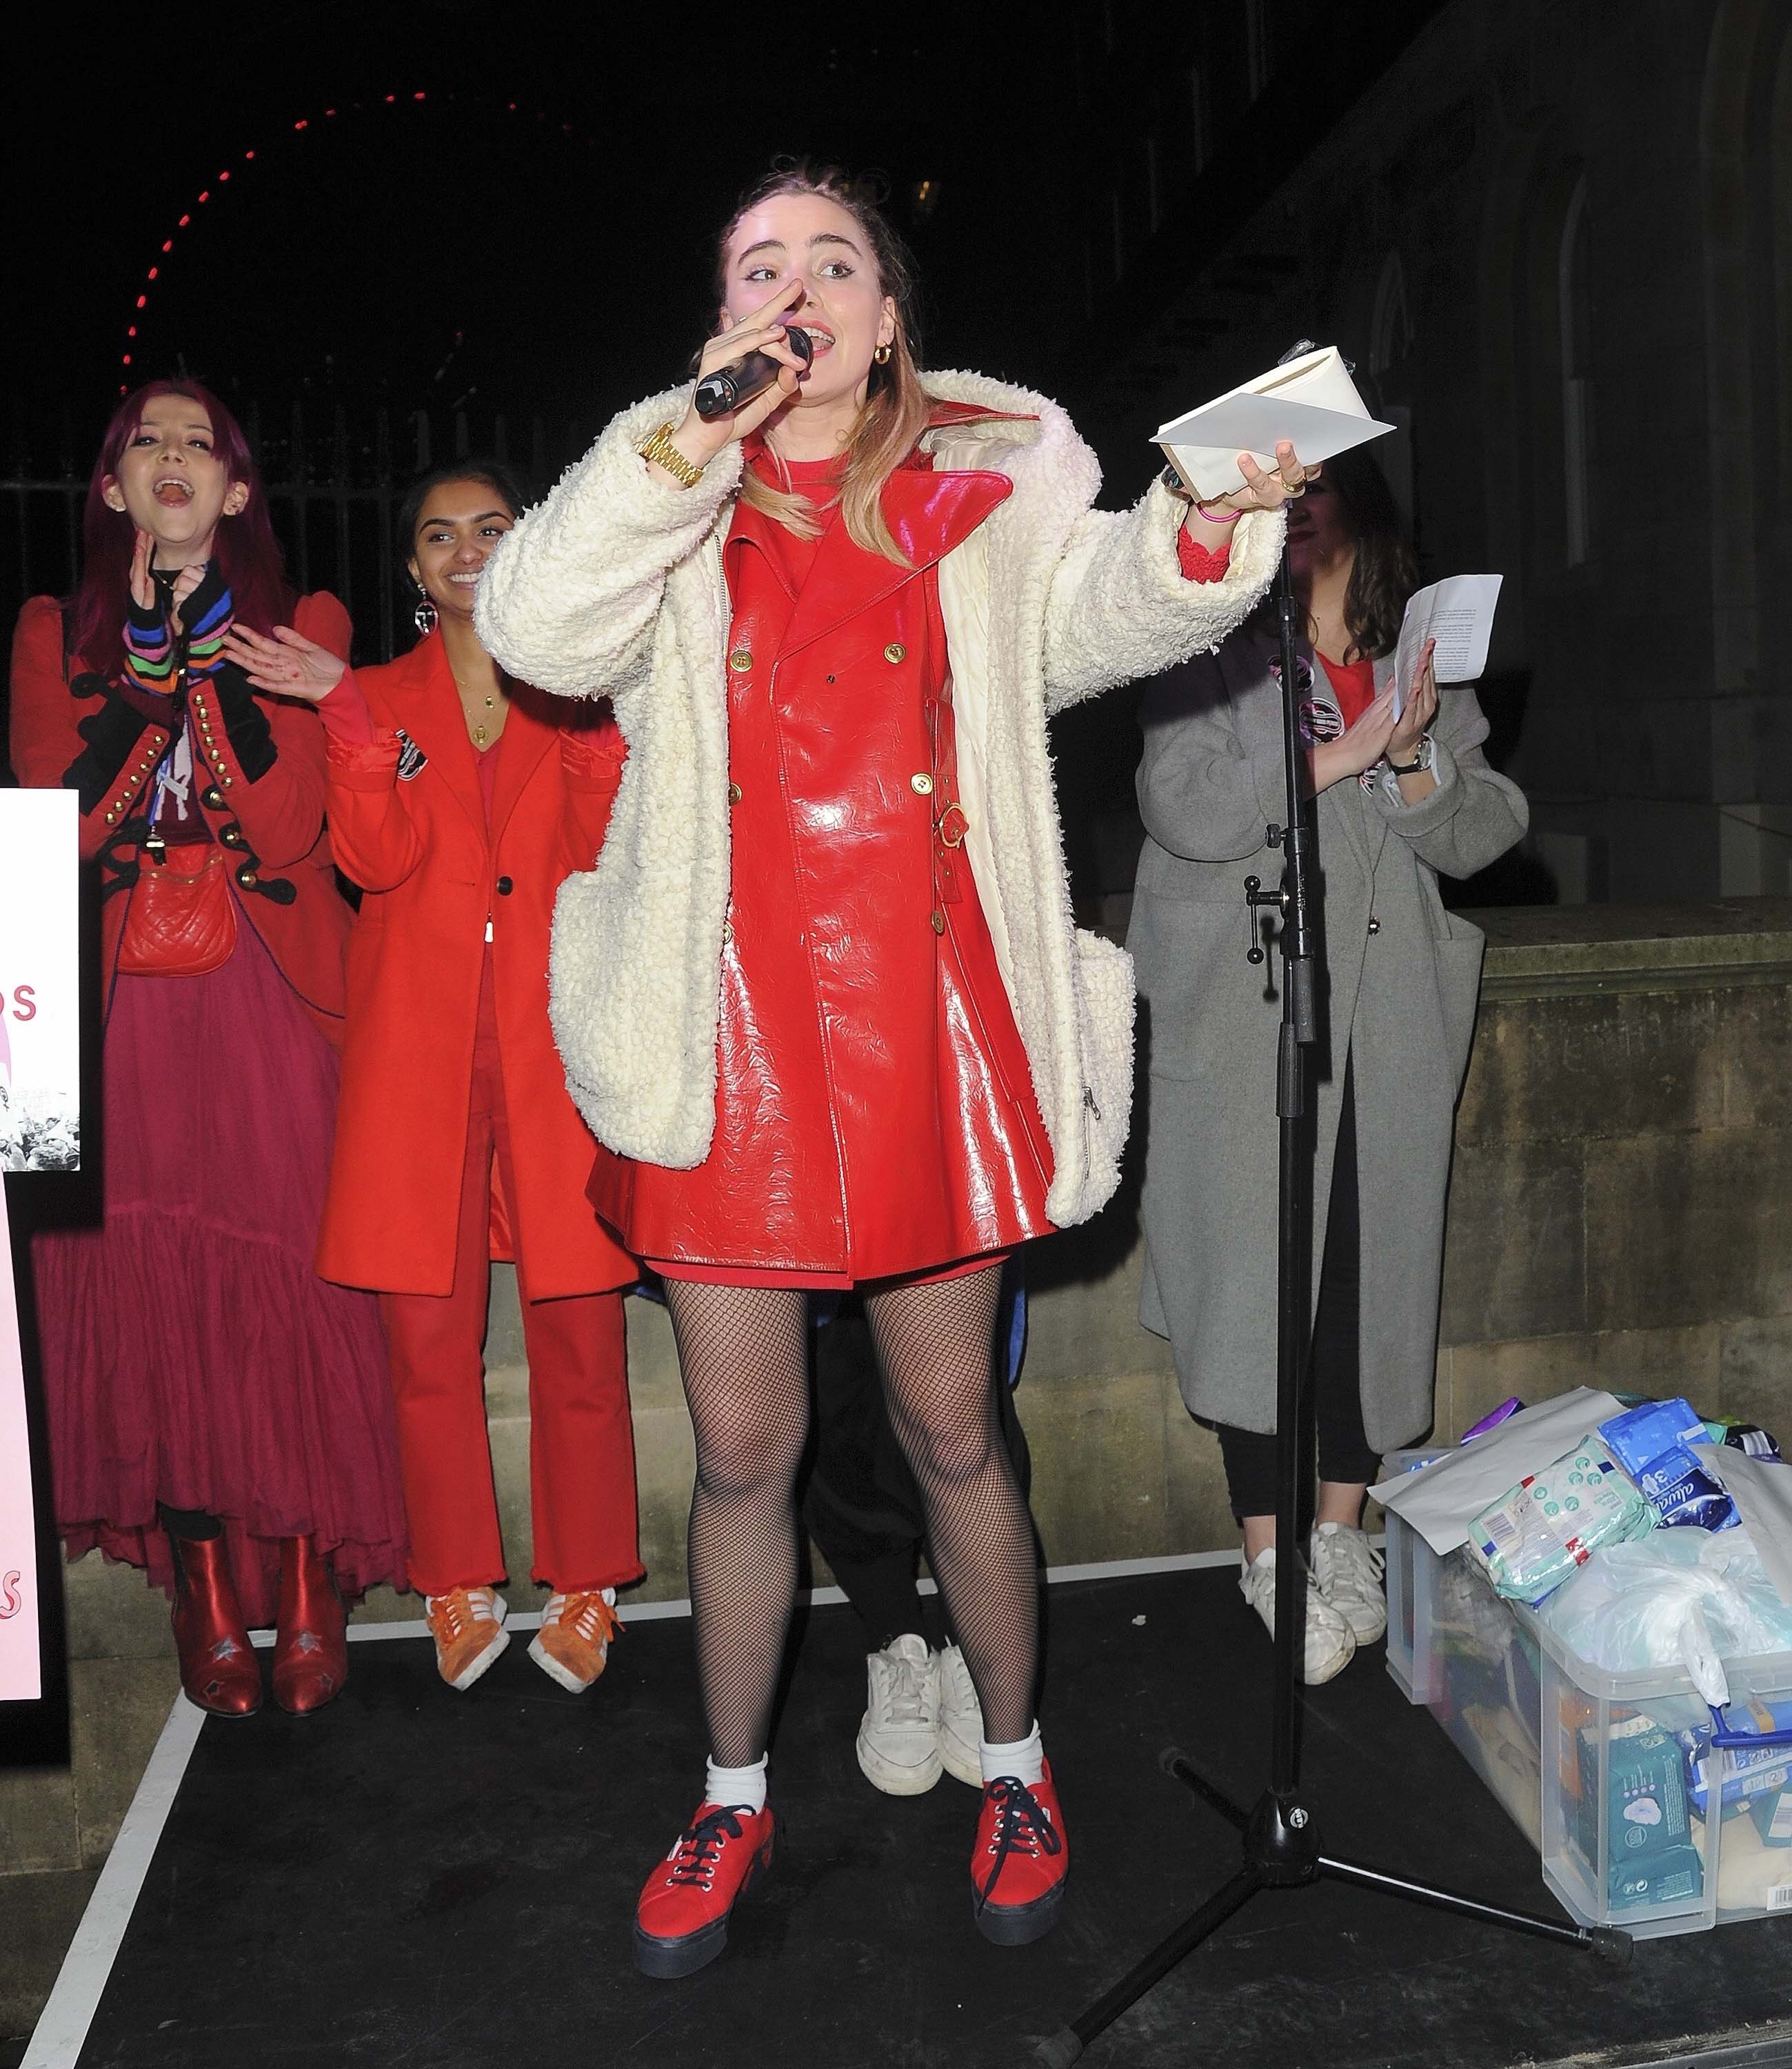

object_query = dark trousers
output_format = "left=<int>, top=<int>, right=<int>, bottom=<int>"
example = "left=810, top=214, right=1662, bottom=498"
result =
left=803, top=1291, right=1031, bottom=1650
left=1214, top=1061, right=1382, bottom=1520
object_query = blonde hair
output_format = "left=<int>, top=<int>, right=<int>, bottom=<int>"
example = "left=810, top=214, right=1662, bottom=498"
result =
left=714, top=163, right=931, bottom=568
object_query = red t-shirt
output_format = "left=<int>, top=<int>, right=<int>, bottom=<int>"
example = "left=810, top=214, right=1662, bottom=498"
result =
left=1320, top=651, right=1376, bottom=728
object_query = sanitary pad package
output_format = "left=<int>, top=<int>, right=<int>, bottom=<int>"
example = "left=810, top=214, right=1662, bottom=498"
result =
left=1600, top=1397, right=1739, bottom=1532
left=1673, top=1697, right=1792, bottom=1817
left=1573, top=1719, right=1704, bottom=1911
left=1468, top=1436, right=1656, bottom=1605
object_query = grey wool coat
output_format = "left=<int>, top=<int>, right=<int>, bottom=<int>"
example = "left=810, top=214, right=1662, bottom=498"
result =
left=1127, top=630, right=1528, bottom=1452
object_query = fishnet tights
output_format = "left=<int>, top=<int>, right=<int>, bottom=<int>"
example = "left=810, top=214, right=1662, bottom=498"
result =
left=664, top=1263, right=1038, bottom=1766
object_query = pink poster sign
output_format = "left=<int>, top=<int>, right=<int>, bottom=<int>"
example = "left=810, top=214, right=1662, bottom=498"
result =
left=0, top=788, right=78, bottom=1702
left=0, top=1181, right=40, bottom=1701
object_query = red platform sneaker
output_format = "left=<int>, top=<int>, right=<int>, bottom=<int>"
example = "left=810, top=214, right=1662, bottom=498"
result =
left=170, top=1535, right=262, bottom=1718
left=971, top=1762, right=1067, bottom=1944
left=272, top=1535, right=349, bottom=1715
left=634, top=1801, right=776, bottom=1979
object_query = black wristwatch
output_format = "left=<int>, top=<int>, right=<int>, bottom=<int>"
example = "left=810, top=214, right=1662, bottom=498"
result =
left=1386, top=734, right=1435, bottom=777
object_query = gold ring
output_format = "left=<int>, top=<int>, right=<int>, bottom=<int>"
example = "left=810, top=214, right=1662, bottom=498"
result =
left=1281, top=479, right=1306, bottom=498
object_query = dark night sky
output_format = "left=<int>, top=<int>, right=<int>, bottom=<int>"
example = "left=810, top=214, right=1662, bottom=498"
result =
left=7, top=3, right=1099, bottom=475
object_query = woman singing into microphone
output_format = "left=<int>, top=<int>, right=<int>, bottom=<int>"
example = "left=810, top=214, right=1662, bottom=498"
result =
left=475, top=162, right=1308, bottom=1976
left=8, top=381, right=405, bottom=1718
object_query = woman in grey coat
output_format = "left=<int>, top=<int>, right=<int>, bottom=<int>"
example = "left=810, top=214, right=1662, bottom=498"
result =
left=1130, top=447, right=1527, bottom=1681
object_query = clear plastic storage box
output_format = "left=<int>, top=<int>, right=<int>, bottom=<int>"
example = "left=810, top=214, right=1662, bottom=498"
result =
left=1383, top=1498, right=1792, bottom=1939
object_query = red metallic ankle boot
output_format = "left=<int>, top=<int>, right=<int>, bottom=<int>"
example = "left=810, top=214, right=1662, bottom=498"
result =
left=169, top=1534, right=263, bottom=1717
left=272, top=1535, right=348, bottom=1715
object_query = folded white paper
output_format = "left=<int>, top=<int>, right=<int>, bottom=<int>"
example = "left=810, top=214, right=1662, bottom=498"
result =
left=1393, top=574, right=1502, bottom=720
left=1371, top=1388, right=1627, bottom=1556
left=1154, top=345, right=1395, bottom=502
left=1693, top=1444, right=1792, bottom=1610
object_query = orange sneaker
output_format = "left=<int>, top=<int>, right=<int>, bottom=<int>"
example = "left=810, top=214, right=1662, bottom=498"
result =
left=529, top=1589, right=623, bottom=1692
left=425, top=1586, right=509, bottom=1690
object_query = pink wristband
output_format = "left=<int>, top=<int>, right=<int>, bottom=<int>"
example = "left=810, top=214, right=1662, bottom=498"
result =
left=1194, top=500, right=1242, bottom=526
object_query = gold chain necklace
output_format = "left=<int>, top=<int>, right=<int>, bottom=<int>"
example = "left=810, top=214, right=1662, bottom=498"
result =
left=447, top=659, right=503, bottom=748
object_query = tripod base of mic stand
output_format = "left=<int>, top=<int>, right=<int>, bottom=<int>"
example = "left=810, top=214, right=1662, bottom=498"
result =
left=1035, top=1750, right=1631, bottom=2067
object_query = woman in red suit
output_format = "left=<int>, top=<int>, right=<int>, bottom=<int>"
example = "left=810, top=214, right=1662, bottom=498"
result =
left=8, top=380, right=406, bottom=1717
left=224, top=463, right=642, bottom=1696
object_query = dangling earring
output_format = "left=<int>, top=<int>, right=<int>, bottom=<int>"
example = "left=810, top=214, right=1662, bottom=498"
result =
left=874, top=342, right=894, bottom=365
left=414, top=595, right=438, bottom=636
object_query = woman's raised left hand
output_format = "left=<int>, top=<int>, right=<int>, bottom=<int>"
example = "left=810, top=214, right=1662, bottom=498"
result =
left=1386, top=639, right=1438, bottom=763
left=1212, top=439, right=1318, bottom=516
left=217, top=623, right=347, bottom=703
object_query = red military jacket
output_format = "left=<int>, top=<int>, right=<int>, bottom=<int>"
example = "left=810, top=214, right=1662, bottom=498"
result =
left=315, top=631, right=636, bottom=1299
left=8, top=591, right=354, bottom=1041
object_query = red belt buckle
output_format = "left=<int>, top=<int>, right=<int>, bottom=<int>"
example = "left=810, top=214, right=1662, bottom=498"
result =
left=936, top=800, right=968, bottom=850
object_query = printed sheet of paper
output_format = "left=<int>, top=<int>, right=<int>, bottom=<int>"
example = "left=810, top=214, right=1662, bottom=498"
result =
left=1393, top=574, right=1503, bottom=719
left=1154, top=345, right=1394, bottom=502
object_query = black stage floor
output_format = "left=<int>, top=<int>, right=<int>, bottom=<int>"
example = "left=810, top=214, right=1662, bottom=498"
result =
left=73, top=1569, right=1792, bottom=2068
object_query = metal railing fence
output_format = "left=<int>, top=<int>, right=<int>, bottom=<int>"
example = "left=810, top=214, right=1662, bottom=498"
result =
left=1, top=401, right=592, bottom=685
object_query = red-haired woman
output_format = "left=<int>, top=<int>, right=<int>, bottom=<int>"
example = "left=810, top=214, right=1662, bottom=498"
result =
left=8, top=381, right=407, bottom=1717
left=224, top=463, right=643, bottom=1699
left=476, top=164, right=1308, bottom=1973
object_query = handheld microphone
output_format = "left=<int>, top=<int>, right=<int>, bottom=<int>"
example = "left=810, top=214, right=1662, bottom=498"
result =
left=693, top=326, right=812, bottom=420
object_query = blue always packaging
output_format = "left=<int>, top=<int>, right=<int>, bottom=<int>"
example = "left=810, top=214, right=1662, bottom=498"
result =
left=1673, top=1696, right=1792, bottom=1817
left=1468, top=1436, right=1656, bottom=1605
left=1600, top=1397, right=1739, bottom=1532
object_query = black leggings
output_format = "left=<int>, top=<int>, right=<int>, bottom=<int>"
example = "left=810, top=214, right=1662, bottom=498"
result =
left=1214, top=1063, right=1382, bottom=1519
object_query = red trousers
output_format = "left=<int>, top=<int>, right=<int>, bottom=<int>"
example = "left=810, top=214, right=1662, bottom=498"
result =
left=380, top=974, right=642, bottom=1599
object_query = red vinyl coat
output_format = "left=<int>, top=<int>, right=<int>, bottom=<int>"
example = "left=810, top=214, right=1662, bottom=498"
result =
left=314, top=631, right=635, bottom=1300
left=589, top=436, right=1056, bottom=1282
left=8, top=592, right=354, bottom=1040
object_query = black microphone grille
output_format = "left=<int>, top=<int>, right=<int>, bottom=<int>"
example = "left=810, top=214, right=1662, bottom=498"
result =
left=785, top=326, right=814, bottom=364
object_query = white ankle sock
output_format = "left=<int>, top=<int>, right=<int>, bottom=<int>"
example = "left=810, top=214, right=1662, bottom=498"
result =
left=979, top=1721, right=1045, bottom=1788
left=705, top=1753, right=768, bottom=1813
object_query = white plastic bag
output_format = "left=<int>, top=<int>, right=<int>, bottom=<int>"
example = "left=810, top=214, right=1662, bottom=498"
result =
left=1536, top=1529, right=1792, bottom=1708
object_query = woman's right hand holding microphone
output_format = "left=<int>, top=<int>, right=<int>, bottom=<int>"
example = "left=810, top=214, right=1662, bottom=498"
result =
left=643, top=278, right=811, bottom=486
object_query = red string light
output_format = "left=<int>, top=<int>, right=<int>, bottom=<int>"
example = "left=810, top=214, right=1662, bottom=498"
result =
left=124, top=90, right=604, bottom=373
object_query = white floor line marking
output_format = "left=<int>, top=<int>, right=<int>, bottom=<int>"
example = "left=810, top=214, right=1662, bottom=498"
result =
left=27, top=1537, right=1366, bottom=2063
left=22, top=1692, right=207, bottom=2069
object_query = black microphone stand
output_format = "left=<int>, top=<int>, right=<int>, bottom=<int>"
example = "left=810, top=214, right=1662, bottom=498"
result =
left=1037, top=544, right=1631, bottom=2068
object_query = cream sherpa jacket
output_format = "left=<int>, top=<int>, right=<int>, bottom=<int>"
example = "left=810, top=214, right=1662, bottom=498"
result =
left=475, top=372, right=1283, bottom=1230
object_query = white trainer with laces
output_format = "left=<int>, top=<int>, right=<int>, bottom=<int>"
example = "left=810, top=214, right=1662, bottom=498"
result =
left=1239, top=1548, right=1356, bottom=1685
left=935, top=1641, right=985, bottom=1788
left=1311, top=1522, right=1387, bottom=1644
left=856, top=1633, right=942, bottom=1795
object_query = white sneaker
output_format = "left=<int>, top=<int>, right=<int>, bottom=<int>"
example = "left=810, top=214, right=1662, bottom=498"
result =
left=1311, top=1522, right=1387, bottom=1644
left=856, top=1634, right=942, bottom=1795
left=935, top=1641, right=984, bottom=1789
left=1239, top=1548, right=1356, bottom=1685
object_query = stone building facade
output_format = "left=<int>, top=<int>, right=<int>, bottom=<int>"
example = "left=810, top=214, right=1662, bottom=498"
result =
left=1056, top=0, right=1790, bottom=908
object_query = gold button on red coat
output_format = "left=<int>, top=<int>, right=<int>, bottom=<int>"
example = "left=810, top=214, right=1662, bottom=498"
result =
left=910, top=772, right=934, bottom=795
left=931, top=909, right=945, bottom=934
left=885, top=642, right=906, bottom=664
left=728, top=781, right=743, bottom=805
left=729, top=648, right=753, bottom=672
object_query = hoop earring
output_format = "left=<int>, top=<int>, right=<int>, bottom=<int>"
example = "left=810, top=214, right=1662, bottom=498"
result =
left=874, top=342, right=894, bottom=365
left=414, top=597, right=439, bottom=636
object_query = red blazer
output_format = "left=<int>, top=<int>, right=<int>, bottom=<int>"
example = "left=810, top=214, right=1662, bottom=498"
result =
left=314, top=630, right=635, bottom=1299
left=8, top=592, right=354, bottom=1041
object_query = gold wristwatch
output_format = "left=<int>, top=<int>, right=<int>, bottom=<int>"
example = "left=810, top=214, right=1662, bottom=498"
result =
left=639, top=422, right=704, bottom=488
